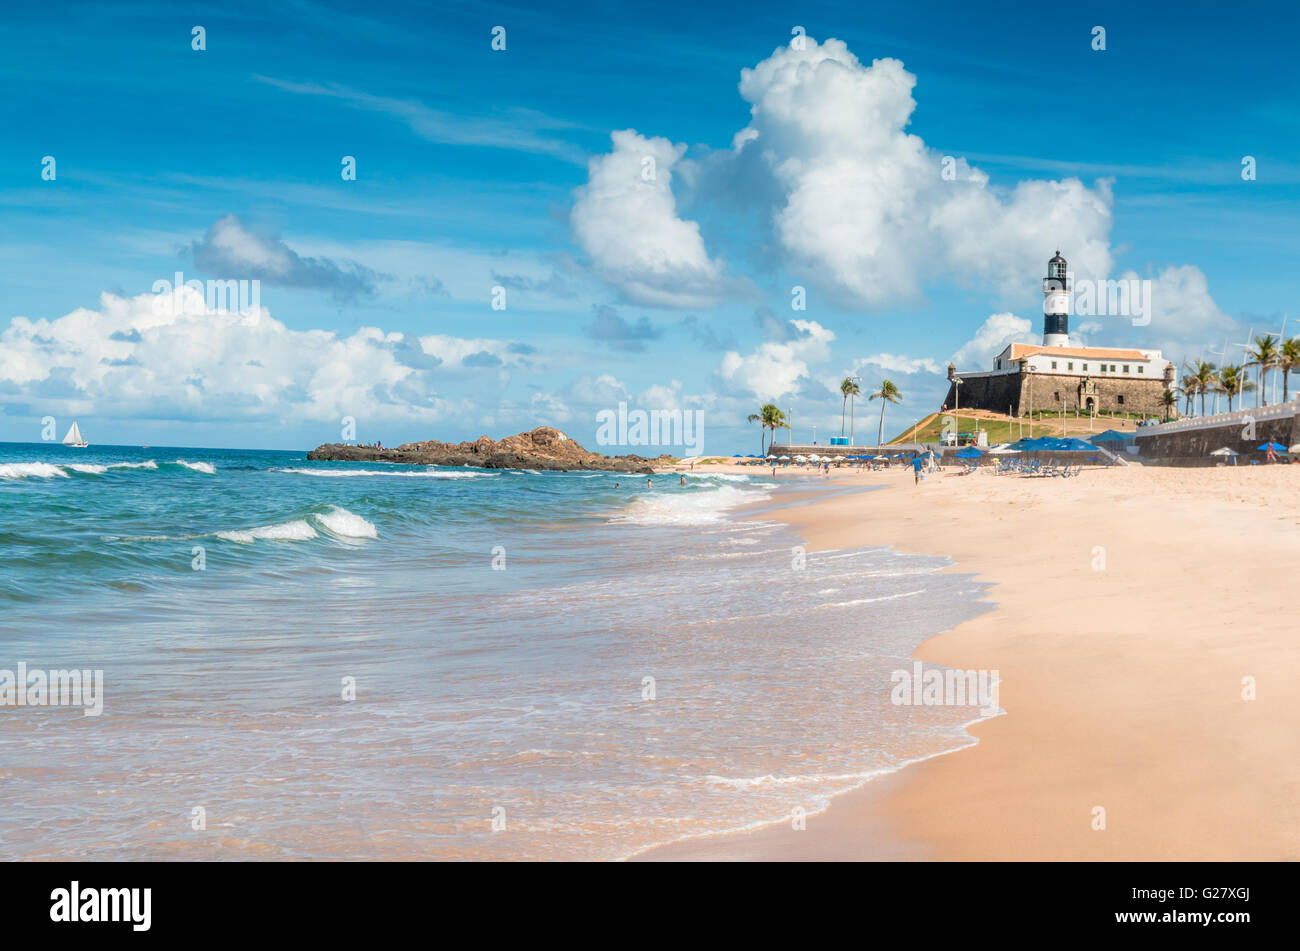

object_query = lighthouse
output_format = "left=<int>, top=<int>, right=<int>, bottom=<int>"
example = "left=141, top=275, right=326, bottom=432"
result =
left=1042, top=250, right=1069, bottom=347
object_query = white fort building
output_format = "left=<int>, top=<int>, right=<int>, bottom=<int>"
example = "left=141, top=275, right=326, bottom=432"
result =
left=944, top=251, right=1175, bottom=418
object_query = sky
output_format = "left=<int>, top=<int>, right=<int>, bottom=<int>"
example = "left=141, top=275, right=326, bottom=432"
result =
left=2, top=0, right=1298, bottom=452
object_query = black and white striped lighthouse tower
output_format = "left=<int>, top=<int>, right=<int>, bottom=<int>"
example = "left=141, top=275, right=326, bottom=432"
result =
left=1042, top=250, right=1069, bottom=347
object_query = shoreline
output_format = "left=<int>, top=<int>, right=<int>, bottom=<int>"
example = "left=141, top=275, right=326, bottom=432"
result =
left=639, top=461, right=1300, bottom=860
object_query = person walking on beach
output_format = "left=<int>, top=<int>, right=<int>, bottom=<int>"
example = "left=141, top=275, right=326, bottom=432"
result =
left=912, top=454, right=924, bottom=485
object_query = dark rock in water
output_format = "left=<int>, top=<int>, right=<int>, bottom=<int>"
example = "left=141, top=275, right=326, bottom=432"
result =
left=306, top=426, right=670, bottom=474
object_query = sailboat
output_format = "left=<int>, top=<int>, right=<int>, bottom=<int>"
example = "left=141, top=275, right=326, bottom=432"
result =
left=62, top=421, right=89, bottom=448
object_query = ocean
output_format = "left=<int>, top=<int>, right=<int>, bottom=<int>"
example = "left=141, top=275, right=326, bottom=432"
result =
left=0, top=443, right=994, bottom=860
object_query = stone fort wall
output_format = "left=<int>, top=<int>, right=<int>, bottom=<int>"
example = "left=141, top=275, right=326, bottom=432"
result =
left=943, top=372, right=1169, bottom=417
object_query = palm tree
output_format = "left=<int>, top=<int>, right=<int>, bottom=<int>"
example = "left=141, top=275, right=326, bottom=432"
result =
left=1159, top=388, right=1177, bottom=421
left=1179, top=371, right=1198, bottom=417
left=1245, top=334, right=1279, bottom=407
left=1279, top=336, right=1300, bottom=403
left=747, top=403, right=788, bottom=455
left=839, top=377, right=860, bottom=437
left=1189, top=359, right=1218, bottom=417
left=1217, top=364, right=1247, bottom=412
left=1220, top=364, right=1255, bottom=412
left=869, top=380, right=902, bottom=447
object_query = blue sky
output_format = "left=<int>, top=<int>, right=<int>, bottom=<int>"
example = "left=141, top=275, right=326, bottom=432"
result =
left=2, top=0, right=1297, bottom=451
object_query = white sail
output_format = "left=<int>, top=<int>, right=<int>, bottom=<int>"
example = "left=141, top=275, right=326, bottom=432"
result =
left=62, top=421, right=87, bottom=447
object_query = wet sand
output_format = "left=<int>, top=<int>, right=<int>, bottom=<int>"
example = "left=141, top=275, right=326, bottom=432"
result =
left=639, top=461, right=1300, bottom=860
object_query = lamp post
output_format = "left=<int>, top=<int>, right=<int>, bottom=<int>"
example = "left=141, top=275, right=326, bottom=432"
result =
left=849, top=375, right=861, bottom=446
left=1207, top=339, right=1229, bottom=415
left=1027, top=366, right=1036, bottom=438
left=952, top=376, right=964, bottom=446
left=1275, top=316, right=1290, bottom=404
left=1231, top=327, right=1255, bottom=410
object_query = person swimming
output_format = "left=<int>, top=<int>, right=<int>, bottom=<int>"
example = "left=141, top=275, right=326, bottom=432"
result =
left=680, top=474, right=685, bottom=486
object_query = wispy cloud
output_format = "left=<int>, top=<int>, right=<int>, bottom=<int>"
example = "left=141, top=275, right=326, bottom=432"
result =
left=255, top=75, right=587, bottom=164
left=190, top=214, right=385, bottom=301
left=584, top=305, right=662, bottom=352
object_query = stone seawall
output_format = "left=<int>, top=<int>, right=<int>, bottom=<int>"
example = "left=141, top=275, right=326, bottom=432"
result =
left=1135, top=402, right=1299, bottom=465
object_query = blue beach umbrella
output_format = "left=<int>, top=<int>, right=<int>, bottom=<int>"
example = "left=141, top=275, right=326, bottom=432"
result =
left=1090, top=430, right=1129, bottom=443
left=954, top=448, right=984, bottom=459
left=1257, top=442, right=1286, bottom=452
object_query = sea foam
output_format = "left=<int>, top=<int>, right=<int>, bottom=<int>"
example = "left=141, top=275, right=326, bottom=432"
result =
left=173, top=459, right=216, bottom=474
left=214, top=506, right=377, bottom=544
left=276, top=468, right=490, bottom=479
left=312, top=506, right=379, bottom=539
left=217, top=520, right=319, bottom=544
left=0, top=462, right=71, bottom=480
left=610, top=484, right=771, bottom=526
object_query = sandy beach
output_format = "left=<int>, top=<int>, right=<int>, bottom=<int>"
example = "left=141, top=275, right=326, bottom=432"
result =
left=639, top=460, right=1300, bottom=860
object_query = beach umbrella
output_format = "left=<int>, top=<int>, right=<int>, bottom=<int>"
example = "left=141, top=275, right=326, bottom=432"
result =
left=1290, top=444, right=1300, bottom=454
left=779, top=455, right=790, bottom=460
left=1089, top=430, right=1130, bottom=443
left=873, top=455, right=889, bottom=460
left=1257, top=442, right=1286, bottom=452
left=1209, top=447, right=1238, bottom=456
left=954, top=448, right=984, bottom=459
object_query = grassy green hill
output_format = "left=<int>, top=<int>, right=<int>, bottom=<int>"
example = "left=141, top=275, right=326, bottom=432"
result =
left=888, top=410, right=1152, bottom=445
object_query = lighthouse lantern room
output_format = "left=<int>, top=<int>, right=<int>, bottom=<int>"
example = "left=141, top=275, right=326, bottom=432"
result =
left=1042, top=250, right=1069, bottom=347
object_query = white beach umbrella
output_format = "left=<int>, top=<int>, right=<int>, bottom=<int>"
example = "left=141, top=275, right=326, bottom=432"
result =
left=1209, top=447, right=1238, bottom=456
left=779, top=455, right=791, bottom=460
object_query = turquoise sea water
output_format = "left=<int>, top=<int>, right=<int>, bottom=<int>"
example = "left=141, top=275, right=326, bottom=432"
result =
left=0, top=442, right=994, bottom=860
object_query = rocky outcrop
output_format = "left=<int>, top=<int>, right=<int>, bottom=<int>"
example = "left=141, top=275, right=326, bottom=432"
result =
left=307, top=427, right=670, bottom=473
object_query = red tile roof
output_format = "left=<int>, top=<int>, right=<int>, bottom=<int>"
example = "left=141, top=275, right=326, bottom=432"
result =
left=1007, top=343, right=1153, bottom=361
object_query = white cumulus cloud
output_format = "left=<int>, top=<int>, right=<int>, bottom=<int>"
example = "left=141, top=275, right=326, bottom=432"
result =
left=575, top=36, right=1119, bottom=312
left=720, top=318, right=834, bottom=399
left=571, top=130, right=725, bottom=308
left=0, top=287, right=460, bottom=424
left=950, top=312, right=1038, bottom=367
